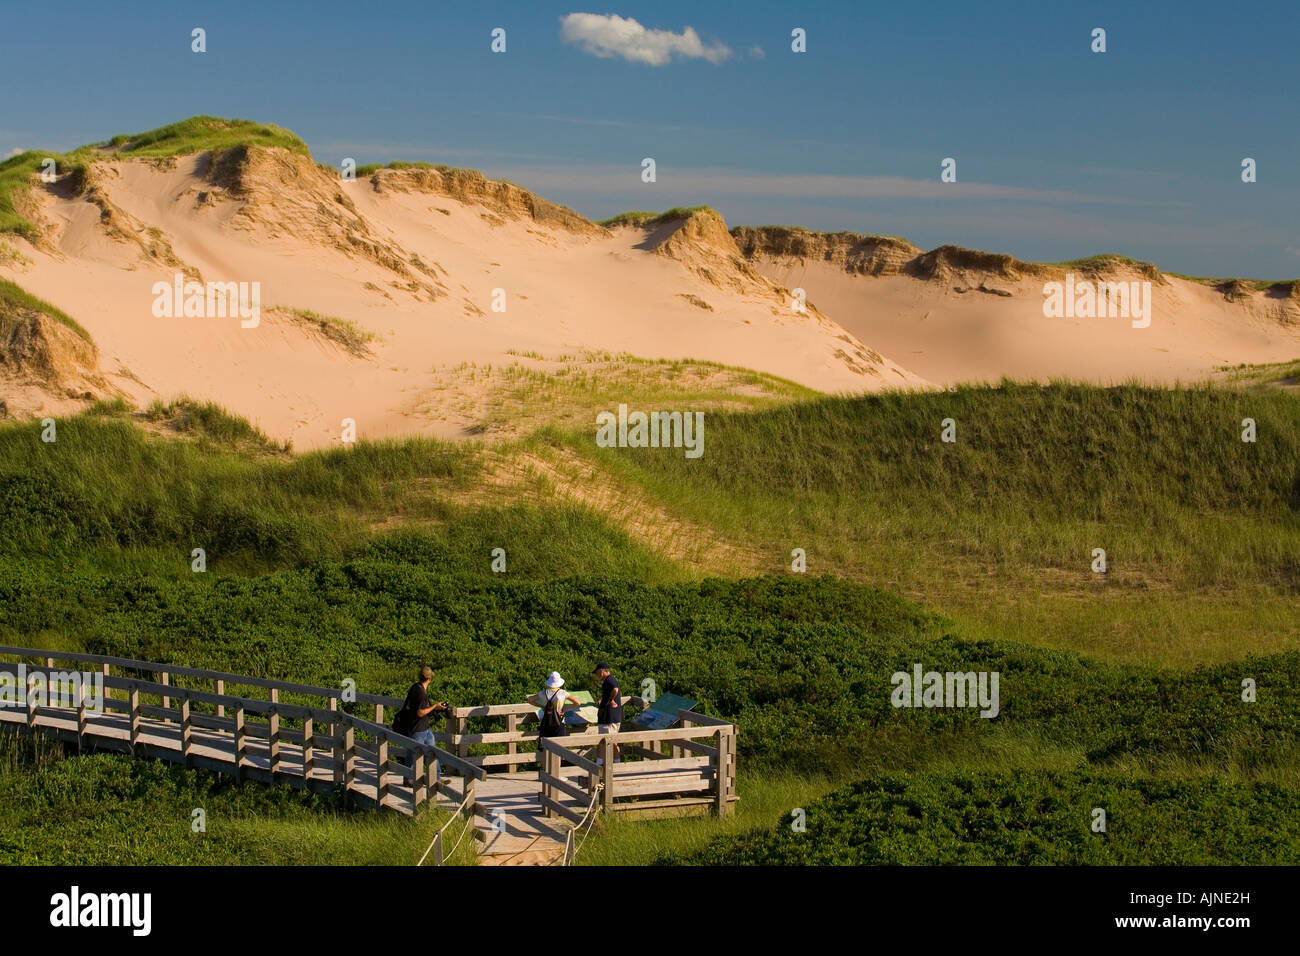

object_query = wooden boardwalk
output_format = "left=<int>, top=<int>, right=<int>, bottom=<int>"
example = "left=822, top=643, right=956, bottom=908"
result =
left=0, top=646, right=738, bottom=866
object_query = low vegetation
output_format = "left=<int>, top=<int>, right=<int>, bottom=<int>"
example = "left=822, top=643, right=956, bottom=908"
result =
left=0, top=731, right=472, bottom=865
left=667, top=770, right=1300, bottom=865
left=1, top=116, right=306, bottom=236
left=269, top=306, right=376, bottom=357
left=598, top=206, right=717, bottom=228
left=0, top=278, right=93, bottom=341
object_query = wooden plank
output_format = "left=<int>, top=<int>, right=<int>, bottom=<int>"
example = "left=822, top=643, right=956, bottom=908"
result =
left=448, top=702, right=536, bottom=719
left=538, top=794, right=583, bottom=825
left=678, top=709, right=733, bottom=727
left=612, top=755, right=710, bottom=774
left=539, top=737, right=601, bottom=775
left=539, top=772, right=591, bottom=804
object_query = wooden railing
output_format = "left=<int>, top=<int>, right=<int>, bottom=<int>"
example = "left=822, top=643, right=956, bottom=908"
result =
left=445, top=698, right=738, bottom=818
left=0, top=646, right=483, bottom=818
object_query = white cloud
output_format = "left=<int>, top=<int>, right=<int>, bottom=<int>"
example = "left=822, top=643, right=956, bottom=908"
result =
left=6, top=148, right=22, bottom=157
left=559, top=13, right=731, bottom=66
left=748, top=45, right=766, bottom=59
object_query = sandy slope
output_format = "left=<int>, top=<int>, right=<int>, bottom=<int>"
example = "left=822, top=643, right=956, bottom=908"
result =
left=0, top=149, right=922, bottom=449
left=742, top=243, right=1300, bottom=386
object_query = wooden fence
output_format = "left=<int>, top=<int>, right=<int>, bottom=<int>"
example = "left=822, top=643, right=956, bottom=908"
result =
left=0, top=646, right=483, bottom=818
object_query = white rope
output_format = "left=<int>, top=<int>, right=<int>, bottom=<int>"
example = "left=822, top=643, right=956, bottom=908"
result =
left=554, top=782, right=603, bottom=866
left=416, top=783, right=475, bottom=866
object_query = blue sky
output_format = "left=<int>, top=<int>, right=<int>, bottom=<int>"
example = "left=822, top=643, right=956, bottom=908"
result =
left=4, top=0, right=1298, bottom=276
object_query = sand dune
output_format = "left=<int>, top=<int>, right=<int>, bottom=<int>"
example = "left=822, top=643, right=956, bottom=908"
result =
left=0, top=146, right=921, bottom=449
left=3, top=130, right=1298, bottom=449
left=734, top=228, right=1300, bottom=386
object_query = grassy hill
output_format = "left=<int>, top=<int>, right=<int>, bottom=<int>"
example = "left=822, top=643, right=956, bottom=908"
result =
left=1, top=379, right=1298, bottom=865
left=0, top=116, right=306, bottom=236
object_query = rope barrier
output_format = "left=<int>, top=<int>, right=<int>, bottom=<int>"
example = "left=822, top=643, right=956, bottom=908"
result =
left=416, top=784, right=475, bottom=867
left=553, top=781, right=603, bottom=866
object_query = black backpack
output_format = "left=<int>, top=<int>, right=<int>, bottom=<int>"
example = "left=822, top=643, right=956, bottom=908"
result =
left=392, top=703, right=415, bottom=736
left=538, top=693, right=567, bottom=738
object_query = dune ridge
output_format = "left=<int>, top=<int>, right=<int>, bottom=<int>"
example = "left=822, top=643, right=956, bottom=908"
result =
left=2, top=116, right=1298, bottom=444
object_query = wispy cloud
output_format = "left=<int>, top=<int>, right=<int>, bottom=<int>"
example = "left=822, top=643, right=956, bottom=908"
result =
left=559, top=13, right=731, bottom=66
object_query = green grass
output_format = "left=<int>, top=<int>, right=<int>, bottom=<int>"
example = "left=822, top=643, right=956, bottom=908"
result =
left=353, top=160, right=447, bottom=177
left=665, top=769, right=1300, bottom=865
left=598, top=206, right=717, bottom=228
left=102, top=116, right=308, bottom=158
left=421, top=352, right=815, bottom=438
left=268, top=305, right=376, bottom=356
left=144, top=397, right=291, bottom=455
left=0, top=278, right=93, bottom=342
left=577, top=381, right=1300, bottom=664
left=0, top=116, right=307, bottom=236
left=0, top=731, right=473, bottom=865
left=3, top=382, right=1300, bottom=864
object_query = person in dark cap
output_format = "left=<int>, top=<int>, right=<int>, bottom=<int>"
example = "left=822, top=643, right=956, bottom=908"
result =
left=593, top=662, right=622, bottom=762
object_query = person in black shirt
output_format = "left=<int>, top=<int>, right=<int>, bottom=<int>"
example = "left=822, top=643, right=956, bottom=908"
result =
left=400, top=665, right=447, bottom=766
left=593, top=662, right=622, bottom=762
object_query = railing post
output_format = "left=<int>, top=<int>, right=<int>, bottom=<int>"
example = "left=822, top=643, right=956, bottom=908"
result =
left=541, top=742, right=555, bottom=817
left=129, top=687, right=141, bottom=749
left=432, top=830, right=444, bottom=867
left=329, top=698, right=343, bottom=785
left=302, top=715, right=314, bottom=782
left=374, top=702, right=383, bottom=726
left=342, top=725, right=356, bottom=794
left=233, top=705, right=246, bottom=783
left=714, top=729, right=728, bottom=817
left=463, top=772, right=477, bottom=815
left=507, top=713, right=519, bottom=773
left=215, top=679, right=224, bottom=719
left=600, top=736, right=614, bottom=812
left=412, top=752, right=426, bottom=812
left=101, top=662, right=111, bottom=706
left=180, top=696, right=192, bottom=766
left=376, top=738, right=390, bottom=809
left=728, top=728, right=738, bottom=809
left=160, top=671, right=169, bottom=717
left=674, top=714, right=692, bottom=759
left=268, top=688, right=281, bottom=781
left=76, top=680, right=88, bottom=753
left=25, top=670, right=36, bottom=729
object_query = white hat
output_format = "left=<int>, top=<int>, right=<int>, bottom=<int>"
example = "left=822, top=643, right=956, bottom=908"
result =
left=545, top=671, right=564, bottom=688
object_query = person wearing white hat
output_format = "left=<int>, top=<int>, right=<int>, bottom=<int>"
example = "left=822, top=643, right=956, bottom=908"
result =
left=528, top=672, right=581, bottom=739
